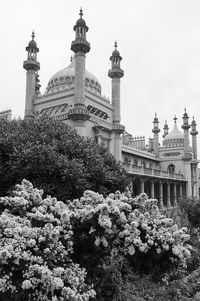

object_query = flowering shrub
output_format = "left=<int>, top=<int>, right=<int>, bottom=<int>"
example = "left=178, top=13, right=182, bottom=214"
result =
left=70, top=191, right=192, bottom=281
left=0, top=180, right=95, bottom=301
left=0, top=180, right=193, bottom=301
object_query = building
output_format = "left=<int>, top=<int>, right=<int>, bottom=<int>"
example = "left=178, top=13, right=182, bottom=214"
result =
left=23, top=9, right=199, bottom=206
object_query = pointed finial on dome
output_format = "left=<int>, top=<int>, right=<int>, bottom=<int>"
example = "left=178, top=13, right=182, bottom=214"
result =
left=174, top=115, right=177, bottom=124
left=32, top=30, right=35, bottom=40
left=79, top=7, right=83, bottom=18
left=184, top=107, right=187, bottom=113
left=114, top=41, right=117, bottom=50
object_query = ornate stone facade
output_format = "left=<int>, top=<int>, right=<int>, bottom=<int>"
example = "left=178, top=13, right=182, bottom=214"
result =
left=23, top=10, right=199, bottom=206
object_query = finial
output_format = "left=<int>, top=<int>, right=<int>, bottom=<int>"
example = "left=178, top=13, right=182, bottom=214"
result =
left=174, top=115, right=177, bottom=123
left=184, top=107, right=187, bottom=113
left=165, top=119, right=167, bottom=124
left=114, top=41, right=117, bottom=50
left=79, top=7, right=83, bottom=18
left=155, top=112, right=157, bottom=117
left=32, top=30, right=35, bottom=40
left=193, top=115, right=195, bottom=121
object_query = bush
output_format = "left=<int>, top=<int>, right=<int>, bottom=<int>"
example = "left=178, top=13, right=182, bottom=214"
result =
left=0, top=180, right=95, bottom=301
left=0, top=181, right=193, bottom=301
left=0, top=117, right=128, bottom=201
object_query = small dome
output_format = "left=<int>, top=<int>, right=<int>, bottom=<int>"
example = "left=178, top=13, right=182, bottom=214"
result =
left=163, top=123, right=184, bottom=148
left=45, top=56, right=102, bottom=95
left=76, top=17, right=86, bottom=26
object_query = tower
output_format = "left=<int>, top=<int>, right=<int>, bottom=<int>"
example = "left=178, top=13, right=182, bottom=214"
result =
left=152, top=113, right=160, bottom=158
left=190, top=116, right=199, bottom=198
left=190, top=116, right=198, bottom=160
left=163, top=120, right=169, bottom=138
left=108, top=41, right=125, bottom=160
left=23, top=31, right=40, bottom=119
left=182, top=108, right=192, bottom=196
left=182, top=108, right=192, bottom=160
left=68, top=9, right=90, bottom=133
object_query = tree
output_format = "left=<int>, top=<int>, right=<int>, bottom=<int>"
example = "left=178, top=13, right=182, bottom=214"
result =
left=0, top=117, right=128, bottom=200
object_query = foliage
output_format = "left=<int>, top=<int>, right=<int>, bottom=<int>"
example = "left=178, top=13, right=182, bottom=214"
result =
left=0, top=180, right=95, bottom=301
left=0, top=180, right=193, bottom=300
left=0, top=117, right=128, bottom=201
left=181, top=197, right=200, bottom=228
left=68, top=190, right=192, bottom=300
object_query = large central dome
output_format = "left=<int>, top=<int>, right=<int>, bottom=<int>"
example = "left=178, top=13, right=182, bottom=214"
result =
left=45, top=56, right=102, bottom=95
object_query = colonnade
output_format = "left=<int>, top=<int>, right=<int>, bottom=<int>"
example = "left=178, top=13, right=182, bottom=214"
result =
left=132, top=177, right=185, bottom=208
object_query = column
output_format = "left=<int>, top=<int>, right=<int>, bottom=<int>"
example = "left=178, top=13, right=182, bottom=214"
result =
left=140, top=179, right=145, bottom=193
left=179, top=184, right=183, bottom=201
left=167, top=182, right=171, bottom=208
left=151, top=181, right=155, bottom=198
left=159, top=181, right=164, bottom=208
left=173, top=183, right=177, bottom=207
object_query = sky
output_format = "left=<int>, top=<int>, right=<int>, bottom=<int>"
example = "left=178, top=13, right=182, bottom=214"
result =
left=1, top=0, right=200, bottom=148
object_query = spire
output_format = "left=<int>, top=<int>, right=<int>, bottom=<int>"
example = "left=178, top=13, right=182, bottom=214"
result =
left=152, top=113, right=160, bottom=133
left=23, top=31, right=40, bottom=119
left=79, top=7, right=83, bottom=18
left=71, top=9, right=90, bottom=53
left=108, top=42, right=124, bottom=79
left=31, top=30, right=35, bottom=40
left=68, top=9, right=90, bottom=122
left=163, top=119, right=169, bottom=138
left=182, top=108, right=190, bottom=130
left=23, top=32, right=40, bottom=71
left=152, top=113, right=160, bottom=158
left=190, top=116, right=198, bottom=136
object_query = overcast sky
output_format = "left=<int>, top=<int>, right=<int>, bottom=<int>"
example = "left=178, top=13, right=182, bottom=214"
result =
left=1, top=0, right=200, bottom=147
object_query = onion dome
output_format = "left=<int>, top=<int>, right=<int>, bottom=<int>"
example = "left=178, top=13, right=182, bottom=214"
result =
left=26, top=31, right=39, bottom=52
left=75, top=8, right=87, bottom=27
left=163, top=116, right=184, bottom=147
left=112, top=41, right=120, bottom=56
left=45, top=56, right=102, bottom=95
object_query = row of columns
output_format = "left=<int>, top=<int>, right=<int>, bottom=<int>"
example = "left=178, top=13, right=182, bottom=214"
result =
left=139, top=178, right=183, bottom=208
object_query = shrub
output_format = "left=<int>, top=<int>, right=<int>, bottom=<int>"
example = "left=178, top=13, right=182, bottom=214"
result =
left=0, top=180, right=95, bottom=301
left=0, top=117, right=128, bottom=201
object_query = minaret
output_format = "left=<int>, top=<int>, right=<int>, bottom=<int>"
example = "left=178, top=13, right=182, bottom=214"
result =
left=163, top=120, right=169, bottom=138
left=23, top=31, right=40, bottom=119
left=108, top=41, right=125, bottom=160
left=190, top=116, right=198, bottom=160
left=68, top=9, right=90, bottom=128
left=190, top=116, right=199, bottom=198
left=182, top=108, right=191, bottom=159
left=152, top=113, right=160, bottom=158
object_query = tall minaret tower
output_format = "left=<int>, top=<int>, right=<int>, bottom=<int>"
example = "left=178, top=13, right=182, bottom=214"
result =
left=163, top=120, right=169, bottom=138
left=190, top=116, right=199, bottom=198
left=190, top=116, right=198, bottom=160
left=152, top=113, right=160, bottom=158
left=108, top=42, right=125, bottom=160
left=182, top=108, right=191, bottom=159
left=68, top=9, right=90, bottom=133
left=23, top=31, right=40, bottom=119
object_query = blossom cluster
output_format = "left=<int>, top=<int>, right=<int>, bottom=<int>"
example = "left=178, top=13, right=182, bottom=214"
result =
left=70, top=190, right=192, bottom=268
left=0, top=180, right=95, bottom=301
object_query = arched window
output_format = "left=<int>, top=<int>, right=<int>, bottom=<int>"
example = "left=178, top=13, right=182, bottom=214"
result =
left=168, top=164, right=175, bottom=174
